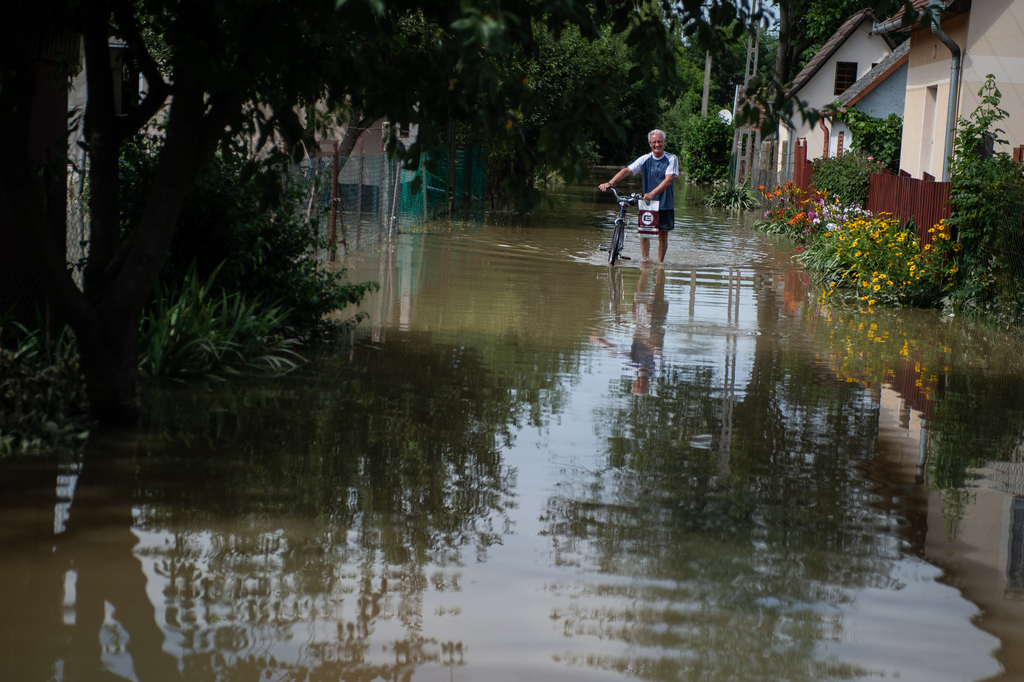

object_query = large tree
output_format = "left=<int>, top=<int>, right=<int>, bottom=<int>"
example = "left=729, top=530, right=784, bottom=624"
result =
left=0, top=0, right=909, bottom=426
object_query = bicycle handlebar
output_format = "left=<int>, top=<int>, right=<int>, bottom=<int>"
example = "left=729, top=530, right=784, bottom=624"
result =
left=608, top=187, right=640, bottom=205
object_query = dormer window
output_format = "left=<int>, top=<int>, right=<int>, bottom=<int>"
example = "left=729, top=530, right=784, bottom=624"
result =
left=834, top=62, right=858, bottom=95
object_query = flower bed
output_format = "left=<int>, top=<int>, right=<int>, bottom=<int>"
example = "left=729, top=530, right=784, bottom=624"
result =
left=753, top=182, right=961, bottom=309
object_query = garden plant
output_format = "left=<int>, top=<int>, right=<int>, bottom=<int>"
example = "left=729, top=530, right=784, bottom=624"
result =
left=702, top=183, right=760, bottom=210
left=754, top=76, right=1024, bottom=323
left=943, top=76, right=1024, bottom=322
left=753, top=178, right=959, bottom=310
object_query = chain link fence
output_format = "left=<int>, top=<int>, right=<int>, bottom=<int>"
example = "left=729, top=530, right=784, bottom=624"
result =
left=290, top=145, right=487, bottom=262
left=67, top=152, right=90, bottom=290
left=3, top=144, right=486, bottom=329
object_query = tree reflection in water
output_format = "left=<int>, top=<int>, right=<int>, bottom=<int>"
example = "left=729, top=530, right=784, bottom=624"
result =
left=540, top=275, right=904, bottom=681
left=1, top=332, right=544, bottom=680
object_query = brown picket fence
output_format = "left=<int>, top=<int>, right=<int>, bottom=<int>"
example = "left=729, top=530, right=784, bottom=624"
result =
left=866, top=172, right=951, bottom=247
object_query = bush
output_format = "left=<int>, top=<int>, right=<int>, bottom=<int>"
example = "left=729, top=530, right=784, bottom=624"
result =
left=658, top=94, right=699, bottom=161
left=120, top=136, right=375, bottom=336
left=683, top=114, right=733, bottom=184
left=0, top=323, right=89, bottom=454
left=835, top=106, right=902, bottom=173
left=799, top=213, right=960, bottom=308
left=810, top=153, right=887, bottom=206
left=702, top=183, right=759, bottom=210
left=138, top=264, right=304, bottom=379
left=945, top=75, right=1024, bottom=321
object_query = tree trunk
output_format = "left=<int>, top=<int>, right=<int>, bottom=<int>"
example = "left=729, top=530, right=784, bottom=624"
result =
left=775, top=3, right=797, bottom=88
left=337, top=114, right=377, bottom=159
left=76, top=313, right=142, bottom=426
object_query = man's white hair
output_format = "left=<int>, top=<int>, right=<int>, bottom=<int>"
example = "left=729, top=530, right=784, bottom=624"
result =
left=648, top=129, right=667, bottom=141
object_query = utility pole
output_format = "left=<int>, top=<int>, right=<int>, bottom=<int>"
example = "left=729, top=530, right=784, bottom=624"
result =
left=701, top=51, right=711, bottom=117
left=733, top=0, right=763, bottom=185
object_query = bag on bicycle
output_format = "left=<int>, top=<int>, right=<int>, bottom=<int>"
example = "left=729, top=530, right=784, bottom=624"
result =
left=637, top=199, right=659, bottom=237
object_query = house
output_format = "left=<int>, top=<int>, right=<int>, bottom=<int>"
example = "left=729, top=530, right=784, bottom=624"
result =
left=874, top=0, right=1024, bottom=180
left=826, top=40, right=911, bottom=155
left=777, top=9, right=896, bottom=171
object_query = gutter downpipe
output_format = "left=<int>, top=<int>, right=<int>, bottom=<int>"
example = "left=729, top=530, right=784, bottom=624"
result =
left=928, top=0, right=961, bottom=181
left=872, top=0, right=961, bottom=180
left=819, top=117, right=831, bottom=158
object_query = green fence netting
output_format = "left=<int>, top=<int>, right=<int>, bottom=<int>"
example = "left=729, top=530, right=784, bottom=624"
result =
left=290, top=144, right=487, bottom=259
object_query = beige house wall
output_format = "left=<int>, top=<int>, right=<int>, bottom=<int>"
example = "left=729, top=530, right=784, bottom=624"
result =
left=902, top=3, right=1024, bottom=178
left=959, top=0, right=1024, bottom=150
left=901, top=13, right=970, bottom=178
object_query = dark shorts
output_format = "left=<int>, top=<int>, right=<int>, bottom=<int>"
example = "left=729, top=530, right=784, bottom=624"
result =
left=659, top=209, right=674, bottom=231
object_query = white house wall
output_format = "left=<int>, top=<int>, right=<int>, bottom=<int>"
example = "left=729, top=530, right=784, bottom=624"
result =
left=780, top=26, right=893, bottom=168
left=827, top=61, right=910, bottom=161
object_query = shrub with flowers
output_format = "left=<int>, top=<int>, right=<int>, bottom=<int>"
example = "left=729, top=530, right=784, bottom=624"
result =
left=799, top=213, right=961, bottom=308
left=754, top=183, right=874, bottom=244
left=808, top=196, right=871, bottom=232
left=753, top=182, right=825, bottom=242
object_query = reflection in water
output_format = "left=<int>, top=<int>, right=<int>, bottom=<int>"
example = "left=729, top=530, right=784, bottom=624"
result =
left=630, top=266, right=667, bottom=396
left=542, top=264, right=894, bottom=680
left=1, top=334, right=531, bottom=680
left=135, top=335, right=529, bottom=679
left=2, top=181, right=1024, bottom=681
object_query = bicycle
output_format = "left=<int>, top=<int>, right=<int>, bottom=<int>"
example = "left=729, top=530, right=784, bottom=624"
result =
left=601, top=187, right=640, bottom=266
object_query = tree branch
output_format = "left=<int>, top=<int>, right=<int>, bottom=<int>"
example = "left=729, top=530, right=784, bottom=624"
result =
left=110, top=0, right=170, bottom=138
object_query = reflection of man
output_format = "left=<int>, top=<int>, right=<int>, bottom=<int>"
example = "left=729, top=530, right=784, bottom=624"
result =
left=598, top=129, right=678, bottom=263
left=631, top=266, right=668, bottom=395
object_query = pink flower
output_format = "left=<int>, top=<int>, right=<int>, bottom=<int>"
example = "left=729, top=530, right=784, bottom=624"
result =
left=796, top=246, right=802, bottom=251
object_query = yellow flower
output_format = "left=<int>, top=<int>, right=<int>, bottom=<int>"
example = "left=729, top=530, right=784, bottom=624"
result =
left=873, top=285, right=880, bottom=291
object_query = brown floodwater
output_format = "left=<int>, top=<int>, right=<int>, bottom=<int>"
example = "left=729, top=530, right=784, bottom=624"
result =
left=3, top=176, right=1024, bottom=682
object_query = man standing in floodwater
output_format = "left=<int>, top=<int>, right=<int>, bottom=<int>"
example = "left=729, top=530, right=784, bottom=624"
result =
left=599, top=129, right=678, bottom=263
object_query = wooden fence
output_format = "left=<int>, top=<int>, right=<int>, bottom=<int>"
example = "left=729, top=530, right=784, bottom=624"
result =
left=790, top=136, right=950, bottom=246
left=793, top=138, right=814, bottom=194
left=866, top=172, right=950, bottom=247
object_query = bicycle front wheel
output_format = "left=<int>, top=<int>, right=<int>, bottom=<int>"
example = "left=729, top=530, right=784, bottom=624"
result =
left=608, top=219, right=625, bottom=265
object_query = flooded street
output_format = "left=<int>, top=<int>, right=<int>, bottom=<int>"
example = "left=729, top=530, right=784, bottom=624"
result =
left=4, top=177, right=1024, bottom=681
